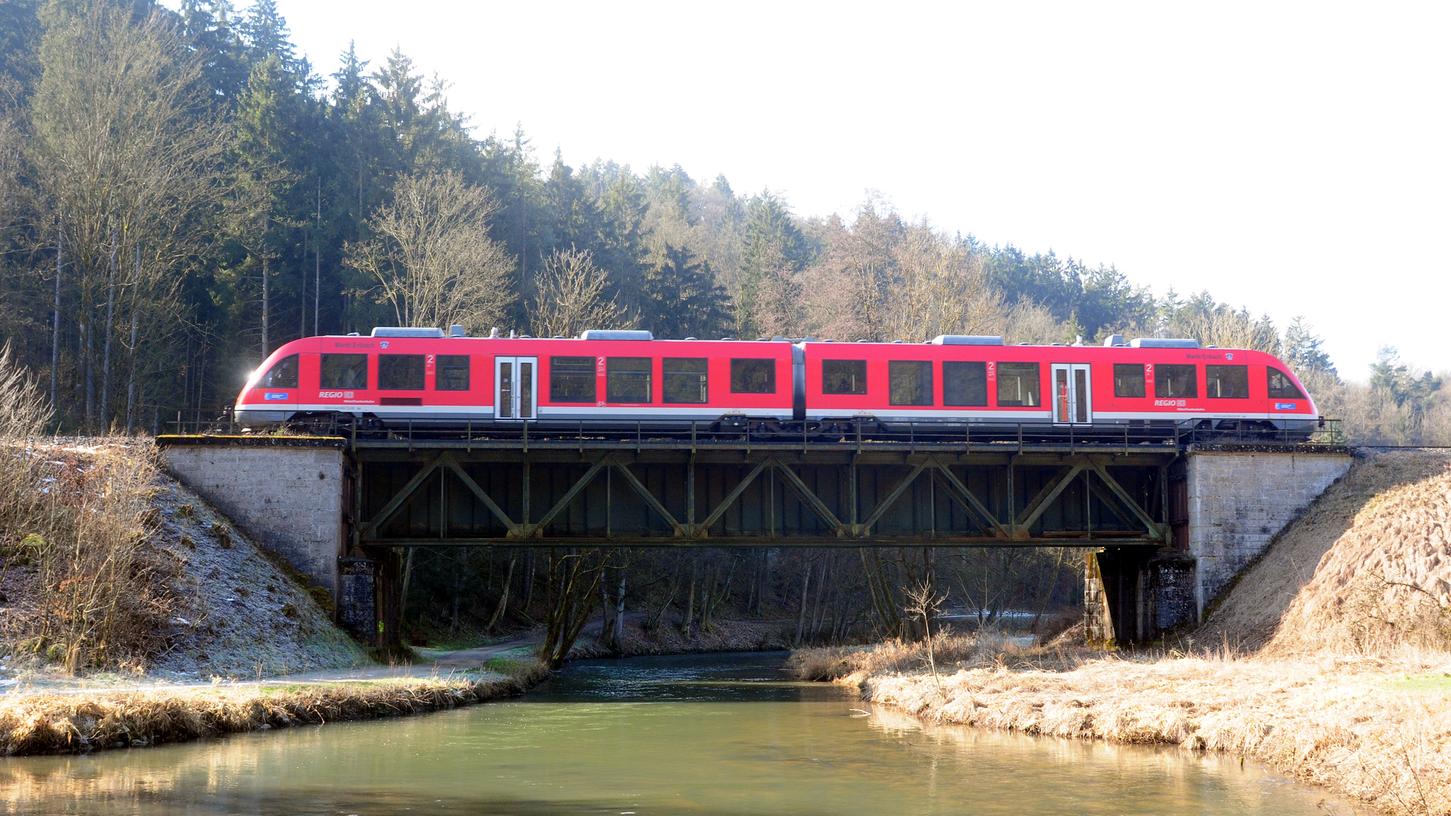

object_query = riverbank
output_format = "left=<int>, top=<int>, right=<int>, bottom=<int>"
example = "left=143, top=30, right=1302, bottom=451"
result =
left=791, top=450, right=1451, bottom=816
left=0, top=439, right=561, bottom=756
left=791, top=639, right=1449, bottom=816
left=0, top=656, right=549, bottom=755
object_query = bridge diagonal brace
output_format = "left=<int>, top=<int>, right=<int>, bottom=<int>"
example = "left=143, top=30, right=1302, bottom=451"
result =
left=364, top=452, right=446, bottom=536
left=442, top=455, right=520, bottom=534
left=858, top=462, right=927, bottom=535
left=1014, top=463, right=1086, bottom=535
left=529, top=456, right=612, bottom=535
left=1087, top=461, right=1165, bottom=541
left=770, top=460, right=845, bottom=535
left=611, top=461, right=684, bottom=535
left=697, top=460, right=770, bottom=534
left=929, top=462, right=1010, bottom=540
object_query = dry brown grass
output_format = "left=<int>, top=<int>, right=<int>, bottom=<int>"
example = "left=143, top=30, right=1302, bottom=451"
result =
left=787, top=631, right=1019, bottom=683
left=850, top=649, right=1451, bottom=816
left=1, top=440, right=176, bottom=673
left=1200, top=450, right=1451, bottom=655
left=0, top=659, right=551, bottom=756
left=1265, top=452, right=1451, bottom=655
left=793, top=450, right=1451, bottom=816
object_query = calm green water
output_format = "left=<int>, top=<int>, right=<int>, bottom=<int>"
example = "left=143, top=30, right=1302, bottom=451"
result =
left=3, top=653, right=1357, bottom=815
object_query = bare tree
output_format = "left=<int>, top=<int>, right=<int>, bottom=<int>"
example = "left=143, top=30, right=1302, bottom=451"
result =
left=528, top=247, right=628, bottom=338
left=903, top=578, right=949, bottom=695
left=347, top=170, right=515, bottom=333
left=29, top=0, right=225, bottom=428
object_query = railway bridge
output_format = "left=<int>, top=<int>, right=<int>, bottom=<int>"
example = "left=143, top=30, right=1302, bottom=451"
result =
left=156, top=425, right=1351, bottom=648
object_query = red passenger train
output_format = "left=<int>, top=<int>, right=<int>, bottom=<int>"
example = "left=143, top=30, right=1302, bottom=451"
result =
left=233, top=328, right=1321, bottom=437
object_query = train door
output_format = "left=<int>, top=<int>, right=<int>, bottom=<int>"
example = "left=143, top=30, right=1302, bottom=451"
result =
left=493, top=356, right=538, bottom=420
left=1051, top=363, right=1092, bottom=425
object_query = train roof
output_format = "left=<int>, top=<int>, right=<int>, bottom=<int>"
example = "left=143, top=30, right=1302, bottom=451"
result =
left=310, top=328, right=1275, bottom=357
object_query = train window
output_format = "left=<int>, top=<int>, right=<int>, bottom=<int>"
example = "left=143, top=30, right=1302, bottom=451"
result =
left=1113, top=364, right=1146, bottom=398
left=378, top=354, right=425, bottom=390
left=1206, top=365, right=1249, bottom=399
left=730, top=359, right=776, bottom=394
left=607, top=357, right=652, bottom=403
left=1155, top=364, right=1198, bottom=399
left=889, top=360, right=934, bottom=406
left=996, top=362, right=1041, bottom=407
left=259, top=355, right=298, bottom=389
left=822, top=360, right=867, bottom=395
left=663, top=358, right=708, bottom=404
left=436, top=355, right=470, bottom=391
left=1268, top=368, right=1305, bottom=399
left=943, top=361, right=987, bottom=406
left=320, top=354, right=368, bottom=390
left=550, top=356, right=596, bottom=403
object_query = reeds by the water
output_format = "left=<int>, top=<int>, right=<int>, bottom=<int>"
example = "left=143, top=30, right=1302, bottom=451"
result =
left=0, top=660, right=551, bottom=756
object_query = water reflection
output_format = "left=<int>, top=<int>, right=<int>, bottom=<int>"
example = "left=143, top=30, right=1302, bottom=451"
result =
left=3, top=652, right=1360, bottom=816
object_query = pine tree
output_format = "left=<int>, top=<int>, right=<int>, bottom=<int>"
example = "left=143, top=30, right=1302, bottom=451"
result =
left=1283, top=316, right=1337, bottom=378
left=226, top=53, right=299, bottom=355
left=737, top=192, right=809, bottom=338
left=640, top=243, right=730, bottom=339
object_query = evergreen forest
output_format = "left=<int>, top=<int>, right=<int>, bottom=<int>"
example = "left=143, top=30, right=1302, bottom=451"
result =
left=0, top=0, right=1445, bottom=444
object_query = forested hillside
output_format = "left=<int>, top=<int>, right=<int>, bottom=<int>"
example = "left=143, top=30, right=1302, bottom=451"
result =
left=0, top=0, right=1445, bottom=443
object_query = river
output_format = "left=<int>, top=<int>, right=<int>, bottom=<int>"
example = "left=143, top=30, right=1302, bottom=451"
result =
left=2, top=652, right=1357, bottom=815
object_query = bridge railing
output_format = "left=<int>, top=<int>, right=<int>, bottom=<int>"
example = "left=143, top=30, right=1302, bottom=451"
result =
left=1177, top=418, right=1345, bottom=448
left=163, top=410, right=1344, bottom=453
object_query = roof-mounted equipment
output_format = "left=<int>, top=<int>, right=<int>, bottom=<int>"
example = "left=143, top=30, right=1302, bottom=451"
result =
left=930, top=335, right=1005, bottom=346
left=579, top=329, right=654, bottom=341
left=1129, top=337, right=1200, bottom=349
left=371, top=327, right=445, bottom=338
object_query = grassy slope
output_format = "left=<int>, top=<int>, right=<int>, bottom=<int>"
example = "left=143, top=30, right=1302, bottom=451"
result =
left=1198, top=449, right=1451, bottom=653
left=0, top=444, right=368, bottom=684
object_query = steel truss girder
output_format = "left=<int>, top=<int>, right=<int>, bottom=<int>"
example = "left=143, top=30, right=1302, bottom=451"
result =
left=355, top=450, right=1170, bottom=548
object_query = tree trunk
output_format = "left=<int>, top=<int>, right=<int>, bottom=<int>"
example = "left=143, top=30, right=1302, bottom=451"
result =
left=315, top=178, right=321, bottom=334
left=82, top=317, right=93, bottom=430
left=195, top=342, right=206, bottom=423
left=1031, top=548, right=1068, bottom=633
left=612, top=568, right=626, bottom=649
left=50, top=211, right=61, bottom=414
left=100, top=238, right=116, bottom=428
left=261, top=250, right=270, bottom=356
left=794, top=561, right=813, bottom=647
left=300, top=224, right=307, bottom=339
left=682, top=559, right=697, bottom=638
left=124, top=301, right=138, bottom=434
left=646, top=556, right=681, bottom=632
left=400, top=547, right=415, bottom=619
left=450, top=549, right=465, bottom=635
left=486, top=556, right=515, bottom=632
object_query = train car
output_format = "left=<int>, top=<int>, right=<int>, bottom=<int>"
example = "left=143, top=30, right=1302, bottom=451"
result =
left=799, top=335, right=1320, bottom=436
left=233, top=328, right=799, bottom=429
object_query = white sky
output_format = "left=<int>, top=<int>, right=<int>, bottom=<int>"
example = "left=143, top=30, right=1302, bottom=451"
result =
left=228, top=1, right=1451, bottom=378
